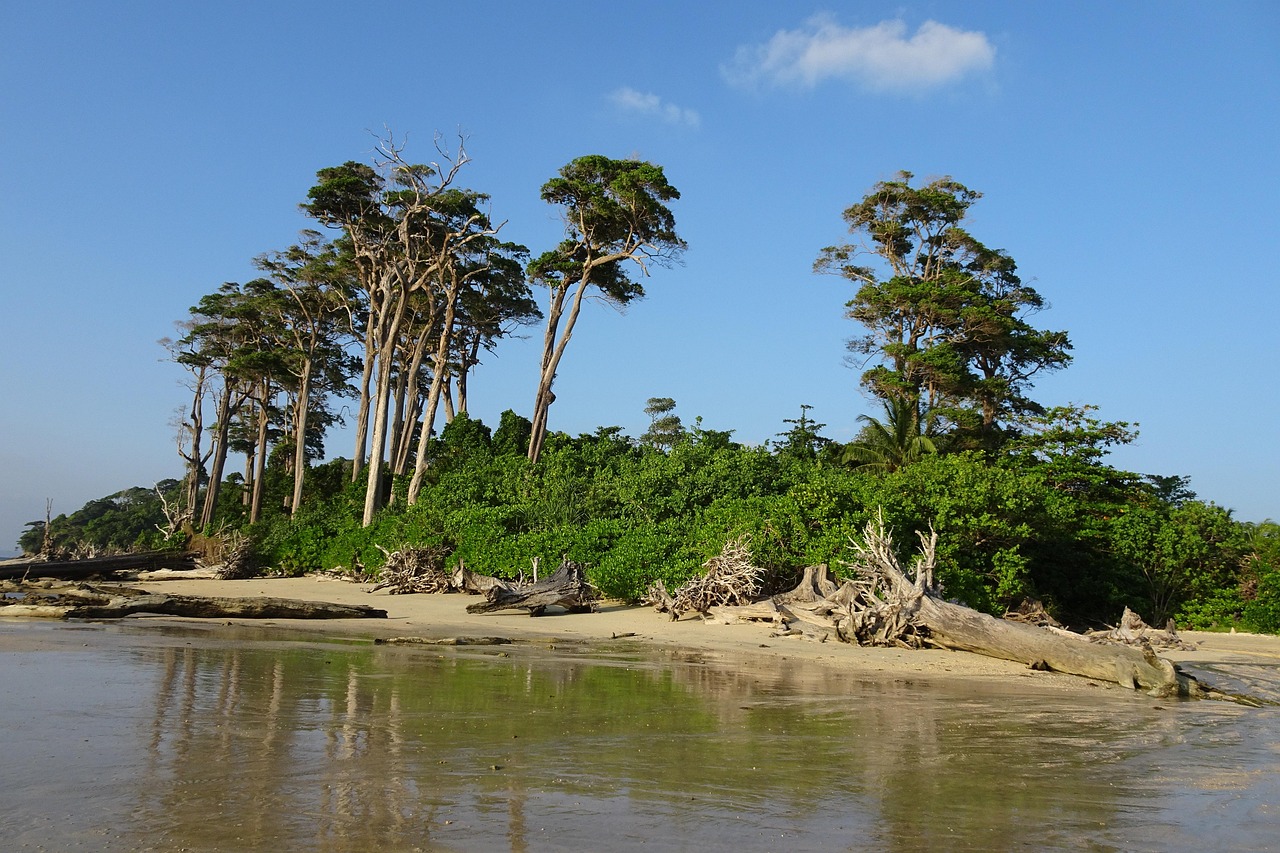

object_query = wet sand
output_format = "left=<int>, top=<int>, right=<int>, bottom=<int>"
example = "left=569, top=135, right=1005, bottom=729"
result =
left=110, top=574, right=1280, bottom=696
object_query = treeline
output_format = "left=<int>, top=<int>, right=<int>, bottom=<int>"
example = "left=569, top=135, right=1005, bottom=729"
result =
left=18, top=149, right=1280, bottom=631
left=21, top=407, right=1280, bottom=632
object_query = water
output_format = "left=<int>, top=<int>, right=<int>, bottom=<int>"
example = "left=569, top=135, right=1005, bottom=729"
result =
left=1, top=619, right=1277, bottom=852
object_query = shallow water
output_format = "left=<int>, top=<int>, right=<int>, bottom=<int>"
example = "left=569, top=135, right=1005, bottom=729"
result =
left=1, top=620, right=1277, bottom=852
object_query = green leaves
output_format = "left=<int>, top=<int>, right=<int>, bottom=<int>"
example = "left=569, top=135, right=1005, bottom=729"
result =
left=818, top=172, right=1072, bottom=448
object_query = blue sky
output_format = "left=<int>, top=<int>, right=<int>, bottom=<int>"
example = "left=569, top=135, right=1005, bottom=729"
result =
left=2, top=1, right=1277, bottom=552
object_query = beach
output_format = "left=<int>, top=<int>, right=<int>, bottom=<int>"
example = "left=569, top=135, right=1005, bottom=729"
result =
left=119, top=574, right=1280, bottom=697
left=6, top=574, right=1280, bottom=851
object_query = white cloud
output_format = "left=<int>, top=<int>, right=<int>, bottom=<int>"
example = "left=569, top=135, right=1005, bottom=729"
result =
left=609, top=87, right=701, bottom=127
left=723, top=16, right=995, bottom=92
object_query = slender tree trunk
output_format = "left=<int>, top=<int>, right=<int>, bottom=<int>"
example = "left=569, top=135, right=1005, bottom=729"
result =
left=387, top=357, right=409, bottom=478
left=391, top=323, right=434, bottom=477
left=350, top=313, right=377, bottom=483
left=200, top=383, right=237, bottom=528
left=290, top=358, right=313, bottom=515
left=442, top=381, right=455, bottom=422
left=243, top=444, right=253, bottom=507
left=362, top=289, right=409, bottom=526
left=181, top=368, right=208, bottom=520
left=249, top=385, right=271, bottom=524
left=529, top=279, right=591, bottom=464
left=407, top=281, right=463, bottom=504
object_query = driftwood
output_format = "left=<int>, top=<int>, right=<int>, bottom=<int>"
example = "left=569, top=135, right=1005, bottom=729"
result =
left=690, top=518, right=1227, bottom=698
left=830, top=515, right=1208, bottom=697
left=369, top=545, right=453, bottom=594
left=374, top=636, right=513, bottom=646
left=0, top=583, right=386, bottom=621
left=0, top=551, right=198, bottom=581
left=643, top=536, right=763, bottom=620
left=466, top=560, right=596, bottom=615
left=1088, top=607, right=1198, bottom=651
left=214, top=537, right=256, bottom=580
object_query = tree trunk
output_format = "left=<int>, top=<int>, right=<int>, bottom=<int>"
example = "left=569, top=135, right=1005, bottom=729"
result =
left=407, top=278, right=464, bottom=504
left=249, top=383, right=271, bottom=524
left=0, top=588, right=386, bottom=620
left=362, top=286, right=409, bottom=526
left=0, top=551, right=198, bottom=581
left=465, top=560, right=595, bottom=615
left=350, top=318, right=377, bottom=482
left=527, top=286, right=567, bottom=464
left=289, top=358, right=313, bottom=515
left=199, top=382, right=240, bottom=528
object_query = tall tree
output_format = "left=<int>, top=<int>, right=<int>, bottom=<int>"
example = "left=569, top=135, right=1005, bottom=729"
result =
left=404, top=203, right=515, bottom=506
left=526, top=156, right=686, bottom=464
left=304, top=134, right=498, bottom=525
left=253, top=231, right=358, bottom=514
left=641, top=396, right=684, bottom=451
left=450, top=247, right=540, bottom=415
left=815, top=172, right=1072, bottom=448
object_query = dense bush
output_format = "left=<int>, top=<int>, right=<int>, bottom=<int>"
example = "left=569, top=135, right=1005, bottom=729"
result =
left=26, top=413, right=1272, bottom=633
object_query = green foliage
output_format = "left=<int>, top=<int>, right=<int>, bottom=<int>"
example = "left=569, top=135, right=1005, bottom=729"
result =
left=641, top=397, right=685, bottom=451
left=773, top=404, right=831, bottom=463
left=816, top=171, right=1072, bottom=448
left=492, top=409, right=532, bottom=457
left=870, top=453, right=1040, bottom=613
left=21, top=481, right=186, bottom=555
left=1108, top=501, right=1245, bottom=626
left=840, top=397, right=938, bottom=473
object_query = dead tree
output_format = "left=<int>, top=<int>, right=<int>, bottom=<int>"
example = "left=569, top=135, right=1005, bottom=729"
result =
left=466, top=560, right=596, bottom=615
left=832, top=515, right=1208, bottom=697
left=643, top=536, right=763, bottom=620
left=370, top=545, right=453, bottom=594
left=0, top=584, right=386, bottom=620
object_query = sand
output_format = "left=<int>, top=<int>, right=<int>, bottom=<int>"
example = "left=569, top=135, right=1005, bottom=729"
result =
left=112, top=574, right=1280, bottom=697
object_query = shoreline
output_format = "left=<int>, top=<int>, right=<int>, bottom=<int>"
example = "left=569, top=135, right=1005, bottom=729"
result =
left=88, top=574, right=1279, bottom=699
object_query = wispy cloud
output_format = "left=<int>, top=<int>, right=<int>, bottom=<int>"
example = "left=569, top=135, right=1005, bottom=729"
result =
left=609, top=87, right=701, bottom=128
left=723, top=16, right=995, bottom=92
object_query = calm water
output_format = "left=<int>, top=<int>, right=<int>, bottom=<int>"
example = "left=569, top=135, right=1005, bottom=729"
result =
left=1, top=619, right=1277, bottom=852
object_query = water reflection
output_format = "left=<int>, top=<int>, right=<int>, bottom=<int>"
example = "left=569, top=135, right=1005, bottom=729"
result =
left=1, top=620, right=1277, bottom=852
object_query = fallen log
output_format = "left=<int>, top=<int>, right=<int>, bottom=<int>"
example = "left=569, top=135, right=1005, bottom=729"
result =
left=466, top=560, right=595, bottom=615
left=450, top=561, right=510, bottom=596
left=835, top=515, right=1207, bottom=697
left=374, top=636, right=513, bottom=646
left=0, top=585, right=386, bottom=621
left=0, top=551, right=198, bottom=581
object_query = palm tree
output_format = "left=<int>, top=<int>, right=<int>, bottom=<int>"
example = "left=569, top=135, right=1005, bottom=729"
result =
left=841, top=397, right=939, bottom=473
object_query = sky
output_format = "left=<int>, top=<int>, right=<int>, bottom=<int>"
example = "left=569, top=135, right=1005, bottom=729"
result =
left=2, top=1, right=1278, bottom=553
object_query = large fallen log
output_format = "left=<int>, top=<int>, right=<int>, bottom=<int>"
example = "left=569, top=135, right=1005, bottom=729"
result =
left=0, top=584, right=386, bottom=621
left=0, top=551, right=198, bottom=581
left=466, top=560, right=595, bottom=615
left=833, top=515, right=1207, bottom=697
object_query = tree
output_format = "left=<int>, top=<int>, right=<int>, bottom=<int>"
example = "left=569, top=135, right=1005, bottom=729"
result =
left=1109, top=501, right=1245, bottom=625
left=253, top=231, right=358, bottom=515
left=774, top=404, right=832, bottom=462
left=304, top=133, right=500, bottom=525
left=450, top=249, right=541, bottom=415
left=840, top=397, right=937, bottom=473
left=526, top=156, right=686, bottom=464
left=815, top=172, right=1071, bottom=448
left=641, top=397, right=684, bottom=451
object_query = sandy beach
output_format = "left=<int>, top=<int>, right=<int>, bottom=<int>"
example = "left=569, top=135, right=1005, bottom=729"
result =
left=107, top=574, right=1279, bottom=698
